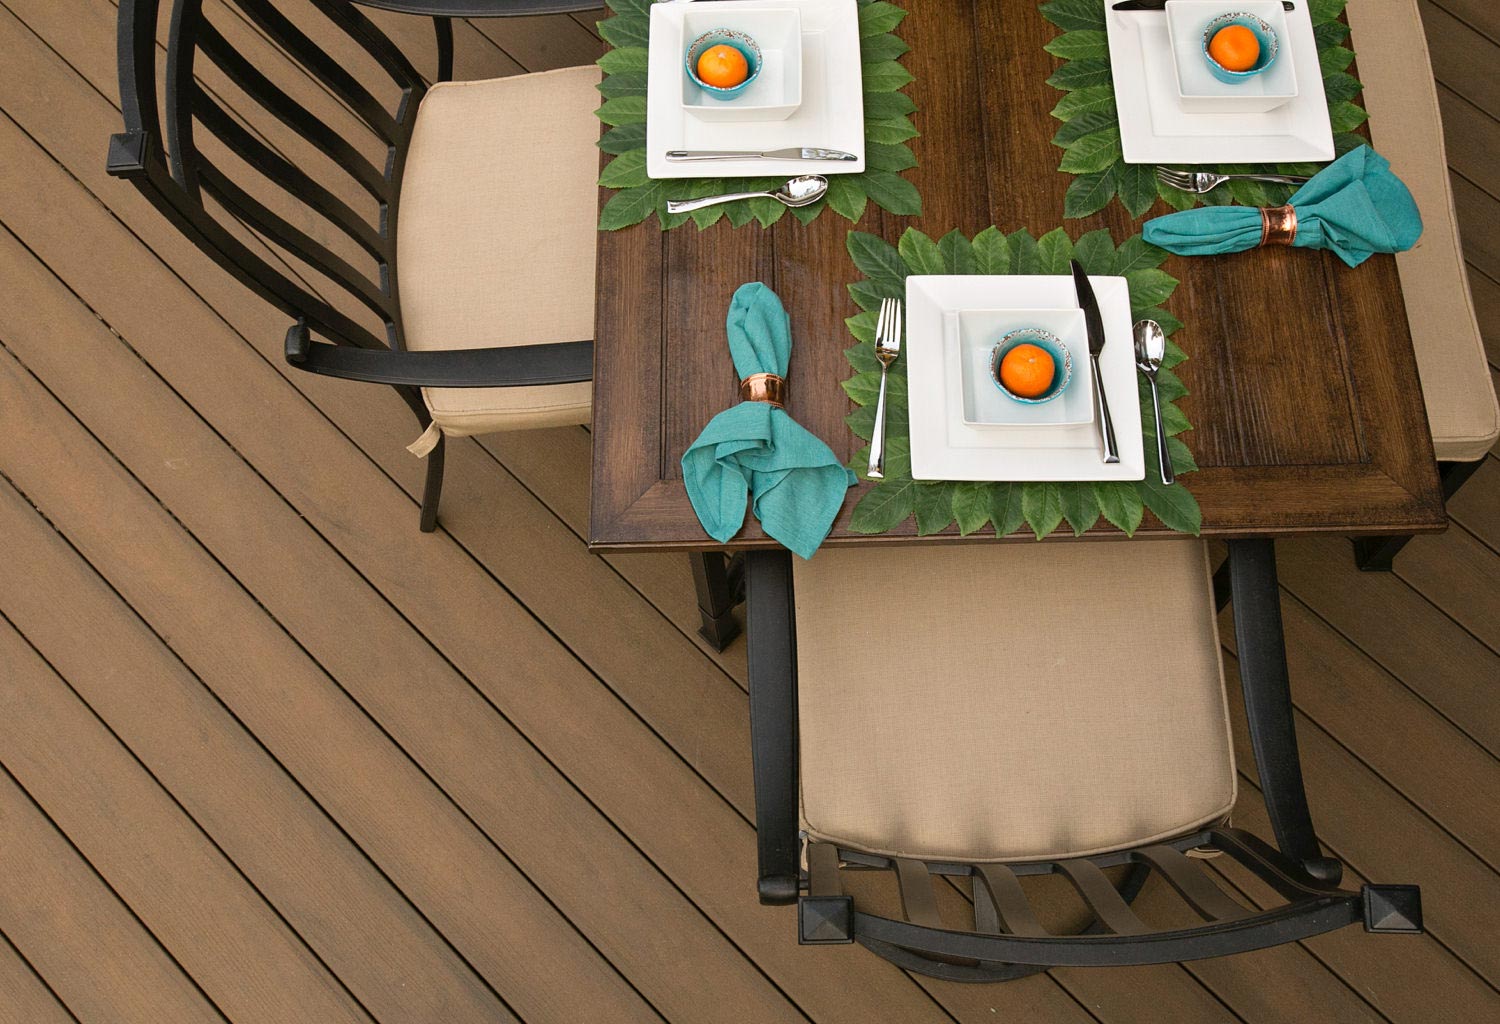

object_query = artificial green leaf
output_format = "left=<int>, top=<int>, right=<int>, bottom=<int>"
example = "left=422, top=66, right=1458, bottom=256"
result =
left=972, top=226, right=1012, bottom=275
left=864, top=90, right=918, bottom=120
left=939, top=230, right=977, bottom=274
left=846, top=311, right=879, bottom=345
left=1328, top=100, right=1370, bottom=132
left=1112, top=235, right=1169, bottom=274
left=597, top=14, right=649, bottom=49
left=1124, top=267, right=1176, bottom=310
left=1040, top=0, right=1107, bottom=31
left=1320, top=45, right=1355, bottom=75
left=847, top=231, right=907, bottom=292
left=597, top=71, right=648, bottom=98
left=1044, top=30, right=1109, bottom=61
left=1322, top=71, right=1363, bottom=103
left=1314, top=19, right=1350, bottom=47
left=598, top=150, right=648, bottom=189
left=849, top=478, right=916, bottom=534
left=1138, top=476, right=1202, bottom=534
left=597, top=181, right=664, bottom=230
left=1308, top=0, right=1348, bottom=24
left=1022, top=482, right=1065, bottom=540
left=860, top=32, right=910, bottom=63
left=1063, top=168, right=1118, bottom=219
left=1093, top=481, right=1144, bottom=536
left=859, top=0, right=907, bottom=37
left=1008, top=230, right=1041, bottom=275
left=1048, top=58, right=1112, bottom=92
left=1053, top=107, right=1120, bottom=147
left=863, top=60, right=915, bottom=94
left=1071, top=229, right=1115, bottom=275
left=1334, top=131, right=1367, bottom=156
left=595, top=95, right=647, bottom=126
left=1051, top=84, right=1117, bottom=121
left=865, top=117, right=921, bottom=144
left=1059, top=484, right=1101, bottom=536
left=989, top=483, right=1027, bottom=537
left=597, top=123, right=645, bottom=155
left=597, top=45, right=649, bottom=75
left=863, top=171, right=922, bottom=215
left=844, top=344, right=880, bottom=377
left=1132, top=306, right=1185, bottom=340
left=899, top=229, right=945, bottom=275
left=1117, top=162, right=1160, bottom=217
left=1058, top=128, right=1122, bottom=174
left=1035, top=227, right=1075, bottom=274
left=953, top=482, right=993, bottom=536
left=866, top=141, right=919, bottom=172
left=842, top=369, right=907, bottom=408
left=913, top=481, right=957, bottom=536
left=848, top=280, right=890, bottom=311
left=827, top=176, right=869, bottom=222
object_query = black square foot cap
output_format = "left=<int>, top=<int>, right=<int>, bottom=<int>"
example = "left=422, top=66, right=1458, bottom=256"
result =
left=798, top=896, right=854, bottom=945
left=1364, top=885, right=1422, bottom=934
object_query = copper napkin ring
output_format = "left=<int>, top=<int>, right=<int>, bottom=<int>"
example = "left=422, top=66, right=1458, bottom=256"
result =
left=739, top=373, right=786, bottom=408
left=1260, top=205, right=1298, bottom=246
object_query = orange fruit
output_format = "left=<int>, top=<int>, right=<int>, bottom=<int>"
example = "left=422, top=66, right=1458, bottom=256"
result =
left=999, top=343, right=1055, bottom=399
left=1208, top=25, right=1261, bottom=72
left=696, top=44, right=749, bottom=89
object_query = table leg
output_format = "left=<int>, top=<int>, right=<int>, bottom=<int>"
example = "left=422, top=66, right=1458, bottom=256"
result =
left=1352, top=457, right=1483, bottom=572
left=691, top=552, right=745, bottom=652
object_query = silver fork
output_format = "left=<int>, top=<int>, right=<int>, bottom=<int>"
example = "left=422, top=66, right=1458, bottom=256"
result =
left=868, top=297, right=902, bottom=480
left=1155, top=167, right=1311, bottom=194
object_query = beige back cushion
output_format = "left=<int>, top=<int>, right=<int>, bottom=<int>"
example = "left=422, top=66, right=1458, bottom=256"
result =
left=794, top=540, right=1236, bottom=864
left=397, top=66, right=600, bottom=435
left=1348, top=0, right=1499, bottom=462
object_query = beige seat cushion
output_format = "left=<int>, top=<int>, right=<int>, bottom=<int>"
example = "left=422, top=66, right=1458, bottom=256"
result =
left=397, top=66, right=599, bottom=437
left=794, top=540, right=1236, bottom=864
left=1348, top=0, right=1499, bottom=462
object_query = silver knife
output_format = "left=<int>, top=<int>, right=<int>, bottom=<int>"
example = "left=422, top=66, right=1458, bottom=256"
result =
left=665, top=148, right=858, bottom=162
left=1070, top=260, right=1121, bottom=466
left=1113, top=0, right=1293, bottom=9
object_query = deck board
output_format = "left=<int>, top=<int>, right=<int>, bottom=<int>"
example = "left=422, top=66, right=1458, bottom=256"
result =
left=0, top=2, right=1497, bottom=1022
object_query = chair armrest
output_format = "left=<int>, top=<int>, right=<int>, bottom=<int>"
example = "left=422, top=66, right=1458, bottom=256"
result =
left=746, top=549, right=801, bottom=905
left=1227, top=539, right=1343, bottom=885
left=285, top=321, right=592, bottom=388
left=350, top=0, right=604, bottom=16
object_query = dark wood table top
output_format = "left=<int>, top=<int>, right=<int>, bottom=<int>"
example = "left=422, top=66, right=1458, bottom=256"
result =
left=588, top=0, right=1445, bottom=552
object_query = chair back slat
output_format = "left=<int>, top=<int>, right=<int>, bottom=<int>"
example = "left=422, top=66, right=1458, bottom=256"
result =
left=196, top=18, right=390, bottom=202
left=893, top=858, right=944, bottom=930
left=305, top=0, right=426, bottom=99
left=1136, top=845, right=1250, bottom=922
left=198, top=164, right=395, bottom=321
left=192, top=94, right=387, bottom=260
left=973, top=864, right=1049, bottom=937
left=226, top=0, right=402, bottom=143
left=1055, top=859, right=1150, bottom=935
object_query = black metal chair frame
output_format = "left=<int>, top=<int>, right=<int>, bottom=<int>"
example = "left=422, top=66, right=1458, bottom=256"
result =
left=108, top=0, right=600, bottom=532
left=746, top=539, right=1422, bottom=980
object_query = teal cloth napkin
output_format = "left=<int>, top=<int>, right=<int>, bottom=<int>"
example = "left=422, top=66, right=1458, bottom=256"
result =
left=1142, top=146, right=1422, bottom=267
left=681, top=283, right=857, bottom=560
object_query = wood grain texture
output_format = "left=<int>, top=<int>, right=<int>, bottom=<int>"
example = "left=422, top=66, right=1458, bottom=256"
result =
left=590, top=2, right=1446, bottom=548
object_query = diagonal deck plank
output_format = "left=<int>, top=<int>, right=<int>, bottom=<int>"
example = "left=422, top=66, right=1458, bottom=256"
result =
left=0, top=932, right=82, bottom=1024
left=0, top=1, right=1497, bottom=1021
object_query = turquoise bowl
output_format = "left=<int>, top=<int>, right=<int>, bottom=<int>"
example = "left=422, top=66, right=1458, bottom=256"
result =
left=1201, top=12, right=1279, bottom=84
left=684, top=29, right=762, bottom=100
left=989, top=328, right=1073, bottom=405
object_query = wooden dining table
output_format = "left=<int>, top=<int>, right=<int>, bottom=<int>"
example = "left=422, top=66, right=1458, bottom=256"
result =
left=588, top=0, right=1446, bottom=553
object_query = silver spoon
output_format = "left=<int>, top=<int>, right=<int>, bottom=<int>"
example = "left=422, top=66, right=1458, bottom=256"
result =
left=1133, top=319, right=1175, bottom=486
left=665, top=174, right=828, bottom=214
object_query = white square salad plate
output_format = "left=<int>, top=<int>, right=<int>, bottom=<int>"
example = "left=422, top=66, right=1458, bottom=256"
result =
left=646, top=0, right=865, bottom=179
left=1104, top=0, right=1333, bottom=163
left=905, top=276, right=1146, bottom=483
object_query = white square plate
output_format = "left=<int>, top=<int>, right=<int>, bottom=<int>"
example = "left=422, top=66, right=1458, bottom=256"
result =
left=1167, top=0, right=1298, bottom=114
left=906, top=276, right=1145, bottom=482
left=954, top=309, right=1094, bottom=428
left=647, top=0, right=865, bottom=178
left=1105, top=0, right=1332, bottom=163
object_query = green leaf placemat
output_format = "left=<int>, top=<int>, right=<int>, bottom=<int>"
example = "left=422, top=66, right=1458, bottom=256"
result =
left=841, top=227, right=1202, bottom=539
left=595, top=0, right=920, bottom=230
left=1040, top=0, right=1367, bottom=218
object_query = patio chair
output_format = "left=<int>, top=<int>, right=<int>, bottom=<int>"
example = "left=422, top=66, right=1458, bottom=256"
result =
left=107, top=0, right=603, bottom=532
left=746, top=538, right=1422, bottom=979
left=1344, top=0, right=1500, bottom=570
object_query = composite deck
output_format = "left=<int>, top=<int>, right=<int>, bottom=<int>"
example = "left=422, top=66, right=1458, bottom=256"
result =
left=0, top=1, right=1497, bottom=1022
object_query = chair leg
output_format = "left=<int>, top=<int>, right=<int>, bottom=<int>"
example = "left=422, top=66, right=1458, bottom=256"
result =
left=691, top=551, right=745, bottom=651
left=1352, top=457, right=1485, bottom=571
left=746, top=550, right=800, bottom=905
left=419, top=433, right=445, bottom=533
